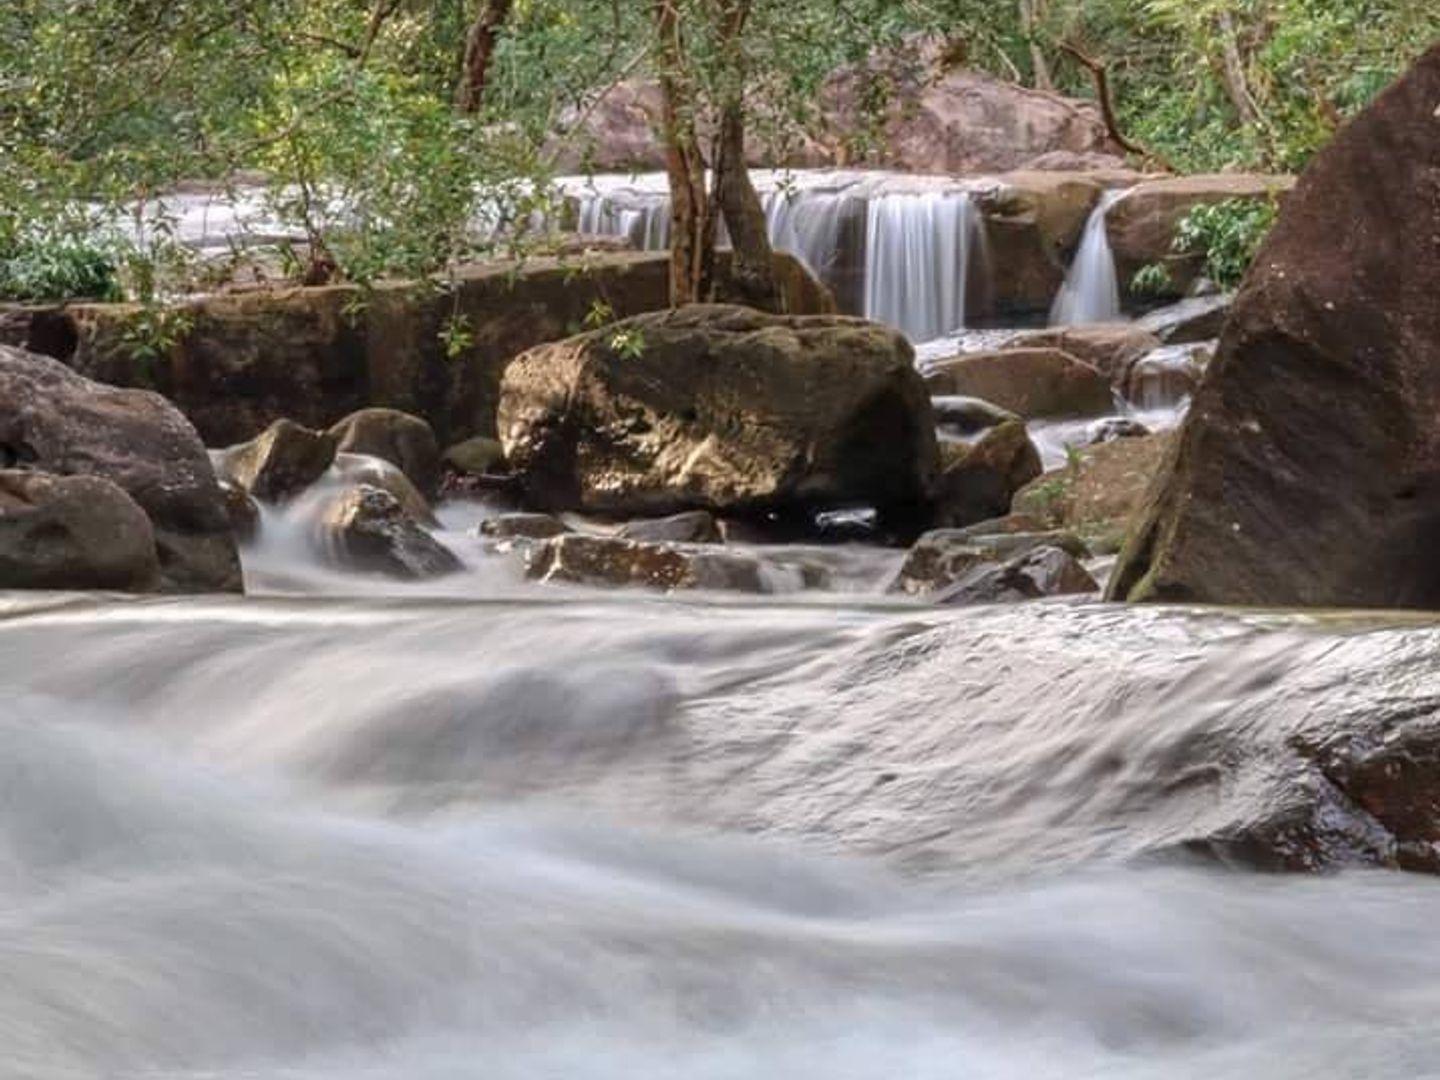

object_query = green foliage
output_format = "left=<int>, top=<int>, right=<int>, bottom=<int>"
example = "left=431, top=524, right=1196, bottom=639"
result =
left=1129, top=262, right=1173, bottom=298
left=0, top=228, right=122, bottom=302
left=439, top=313, right=476, bottom=361
left=1172, top=197, right=1278, bottom=289
left=608, top=327, right=646, bottom=361
left=119, top=305, right=195, bottom=384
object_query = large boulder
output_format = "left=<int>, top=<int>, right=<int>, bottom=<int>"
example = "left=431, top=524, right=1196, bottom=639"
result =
left=0, top=471, right=160, bottom=591
left=1001, top=323, right=1162, bottom=384
left=923, top=348, right=1113, bottom=418
left=931, top=419, right=1043, bottom=528
left=890, top=527, right=1086, bottom=596
left=1109, top=47, right=1440, bottom=607
left=327, top=408, right=442, bottom=499
left=217, top=419, right=336, bottom=503
left=938, top=545, right=1098, bottom=605
left=1106, top=175, right=1295, bottom=299
left=819, top=39, right=1119, bottom=174
left=0, top=345, right=241, bottom=592
left=498, top=305, right=939, bottom=518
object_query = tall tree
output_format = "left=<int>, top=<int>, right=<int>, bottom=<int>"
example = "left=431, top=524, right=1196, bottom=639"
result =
left=456, top=0, right=516, bottom=114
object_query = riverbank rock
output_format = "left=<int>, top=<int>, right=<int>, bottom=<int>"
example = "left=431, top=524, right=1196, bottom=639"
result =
left=1109, top=46, right=1440, bottom=607
left=498, top=305, right=938, bottom=519
left=526, top=533, right=771, bottom=593
left=930, top=396, right=1017, bottom=439
left=932, top=420, right=1042, bottom=528
left=1135, top=294, right=1232, bottom=344
left=443, top=436, right=507, bottom=476
left=478, top=513, right=572, bottom=541
left=1001, top=323, right=1162, bottom=384
left=617, top=510, right=722, bottom=545
left=327, top=408, right=442, bottom=499
left=0, top=345, right=241, bottom=592
left=938, top=545, right=1098, bottom=605
left=1107, top=175, right=1295, bottom=299
left=0, top=471, right=161, bottom=591
left=318, top=485, right=461, bottom=579
left=891, top=526, right=1087, bottom=596
left=217, top=419, right=336, bottom=503
left=923, top=348, right=1113, bottom=418
left=1015, top=432, right=1174, bottom=554
left=44, top=250, right=830, bottom=448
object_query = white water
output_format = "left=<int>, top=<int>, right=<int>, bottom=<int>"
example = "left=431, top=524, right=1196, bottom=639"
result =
left=863, top=191, right=981, bottom=342
left=1049, top=189, right=1126, bottom=326
left=4, top=586, right=1440, bottom=1078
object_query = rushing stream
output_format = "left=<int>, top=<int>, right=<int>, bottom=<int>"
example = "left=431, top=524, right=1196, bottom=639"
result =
left=6, top=549, right=1440, bottom=1077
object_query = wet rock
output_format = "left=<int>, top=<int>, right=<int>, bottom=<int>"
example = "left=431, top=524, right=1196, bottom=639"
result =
left=443, top=436, right=507, bottom=476
left=1001, top=323, right=1162, bottom=384
left=318, top=485, right=462, bottom=580
left=930, top=396, right=1018, bottom=438
left=1135, top=294, right=1232, bottom=344
left=218, top=419, right=336, bottom=504
left=478, top=512, right=572, bottom=541
left=890, top=528, right=1086, bottom=596
left=1015, top=432, right=1174, bottom=554
left=1109, top=47, right=1440, bottom=607
left=937, top=545, right=1098, bottom=605
left=1106, top=175, right=1295, bottom=299
left=0, top=470, right=160, bottom=591
left=931, top=419, right=1043, bottom=529
left=1086, top=417, right=1151, bottom=445
left=499, top=304, right=938, bottom=519
left=617, top=510, right=722, bottom=545
left=526, top=533, right=772, bottom=593
left=923, top=348, right=1113, bottom=419
left=0, top=344, right=241, bottom=593
left=333, top=452, right=436, bottom=526
left=218, top=479, right=260, bottom=543
left=328, top=408, right=442, bottom=500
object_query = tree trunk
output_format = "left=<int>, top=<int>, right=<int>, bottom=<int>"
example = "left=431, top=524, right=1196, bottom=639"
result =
left=455, top=0, right=514, bottom=114
left=1019, top=0, right=1053, bottom=91
left=654, top=0, right=711, bottom=306
left=707, top=0, right=780, bottom=312
left=1215, top=10, right=1262, bottom=127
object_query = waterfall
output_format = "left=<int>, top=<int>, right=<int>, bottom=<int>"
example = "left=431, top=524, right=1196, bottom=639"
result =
left=863, top=192, right=979, bottom=343
left=1049, top=189, right=1126, bottom=327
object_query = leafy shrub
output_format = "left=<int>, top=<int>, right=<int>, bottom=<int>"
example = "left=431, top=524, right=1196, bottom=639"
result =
left=1172, top=197, right=1278, bottom=290
left=0, top=230, right=123, bottom=302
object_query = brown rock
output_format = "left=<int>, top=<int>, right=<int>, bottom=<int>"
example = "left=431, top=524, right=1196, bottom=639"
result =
left=1109, top=47, right=1440, bottom=607
left=218, top=419, right=336, bottom=504
left=478, top=512, right=572, bottom=541
left=938, top=545, right=1098, bottom=605
left=328, top=408, right=442, bottom=499
left=617, top=510, right=723, bottom=545
left=923, top=348, right=1113, bottom=418
left=526, top=533, right=769, bottom=593
left=498, top=305, right=939, bottom=518
left=1003, top=323, right=1162, bottom=384
left=0, top=470, right=160, bottom=591
left=890, top=527, right=1086, bottom=596
left=0, top=345, right=241, bottom=593
left=932, top=419, right=1042, bottom=528
left=318, top=485, right=461, bottom=580
left=1107, top=175, right=1295, bottom=299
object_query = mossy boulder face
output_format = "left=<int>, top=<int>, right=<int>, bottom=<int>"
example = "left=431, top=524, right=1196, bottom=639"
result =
left=1109, top=46, right=1440, bottom=607
left=0, top=345, right=241, bottom=592
left=1014, top=432, right=1174, bottom=554
left=498, top=304, right=939, bottom=519
left=53, top=251, right=833, bottom=448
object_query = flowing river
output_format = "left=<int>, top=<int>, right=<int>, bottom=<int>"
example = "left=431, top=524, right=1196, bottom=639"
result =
left=6, top=532, right=1440, bottom=1077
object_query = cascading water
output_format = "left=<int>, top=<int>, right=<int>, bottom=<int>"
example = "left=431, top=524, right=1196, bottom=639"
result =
left=567, top=172, right=982, bottom=343
left=1049, top=189, right=1127, bottom=326
left=863, top=190, right=979, bottom=342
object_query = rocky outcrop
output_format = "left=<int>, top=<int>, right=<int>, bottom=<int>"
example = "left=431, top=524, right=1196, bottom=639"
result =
left=44, top=251, right=831, bottom=448
left=526, top=533, right=771, bottom=593
left=217, top=419, right=336, bottom=503
left=327, top=408, right=442, bottom=500
left=617, top=510, right=722, bottom=545
left=498, top=305, right=939, bottom=519
left=1135, top=294, right=1232, bottom=344
left=931, top=419, right=1042, bottom=528
left=1109, top=46, right=1440, bottom=607
left=0, top=345, right=241, bottom=592
left=1016, top=432, right=1175, bottom=554
left=891, top=526, right=1086, bottom=596
left=1000, top=323, right=1163, bottom=384
left=938, top=545, right=1097, bottom=605
left=0, top=471, right=160, bottom=591
left=1107, top=175, right=1295, bottom=299
left=318, top=485, right=461, bottom=580
left=923, top=348, right=1113, bottom=418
